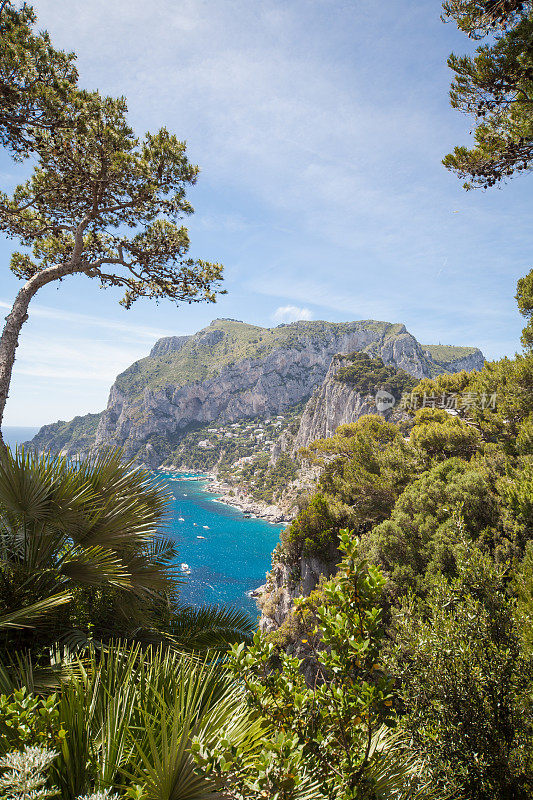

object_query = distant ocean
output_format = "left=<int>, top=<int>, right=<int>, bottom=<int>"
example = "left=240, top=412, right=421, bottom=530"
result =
left=2, top=426, right=40, bottom=449
left=0, top=426, right=283, bottom=617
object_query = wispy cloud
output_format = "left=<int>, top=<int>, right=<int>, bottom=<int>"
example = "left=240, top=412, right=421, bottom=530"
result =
left=273, top=305, right=313, bottom=323
left=2, top=0, right=526, bottom=428
left=0, top=301, right=176, bottom=341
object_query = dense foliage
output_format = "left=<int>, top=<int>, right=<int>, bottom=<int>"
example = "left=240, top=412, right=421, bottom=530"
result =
left=442, top=0, right=533, bottom=187
left=335, top=353, right=416, bottom=400
left=389, top=542, right=533, bottom=798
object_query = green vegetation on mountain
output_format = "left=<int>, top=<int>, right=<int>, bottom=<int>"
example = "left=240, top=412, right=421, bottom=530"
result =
left=335, top=352, right=417, bottom=399
left=163, top=403, right=304, bottom=476
left=423, top=343, right=480, bottom=365
left=27, top=412, right=101, bottom=455
left=114, top=318, right=418, bottom=398
left=237, top=453, right=299, bottom=505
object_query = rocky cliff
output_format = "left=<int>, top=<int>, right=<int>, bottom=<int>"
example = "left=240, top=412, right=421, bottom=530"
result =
left=258, top=545, right=340, bottom=634
left=290, top=353, right=413, bottom=455
left=29, top=318, right=484, bottom=467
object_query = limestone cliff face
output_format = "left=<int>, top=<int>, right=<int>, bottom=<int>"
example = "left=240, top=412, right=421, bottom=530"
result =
left=291, top=355, right=389, bottom=455
left=149, top=335, right=190, bottom=358
left=259, top=546, right=340, bottom=634
left=93, top=320, right=447, bottom=466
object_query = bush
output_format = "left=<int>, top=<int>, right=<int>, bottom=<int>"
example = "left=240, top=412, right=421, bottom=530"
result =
left=387, top=543, right=533, bottom=800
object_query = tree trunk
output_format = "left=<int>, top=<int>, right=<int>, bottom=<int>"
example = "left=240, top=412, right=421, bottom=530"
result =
left=0, top=283, right=38, bottom=445
left=0, top=261, right=84, bottom=445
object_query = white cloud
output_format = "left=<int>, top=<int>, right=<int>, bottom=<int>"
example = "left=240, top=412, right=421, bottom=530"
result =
left=273, top=305, right=313, bottom=323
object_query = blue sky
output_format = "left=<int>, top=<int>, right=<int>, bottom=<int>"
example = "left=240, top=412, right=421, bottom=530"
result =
left=1, top=0, right=531, bottom=426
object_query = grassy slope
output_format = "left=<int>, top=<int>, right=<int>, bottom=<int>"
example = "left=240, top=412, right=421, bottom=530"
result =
left=423, top=344, right=480, bottom=365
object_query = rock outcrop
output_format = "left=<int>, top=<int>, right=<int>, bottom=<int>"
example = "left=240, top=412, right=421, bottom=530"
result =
left=259, top=545, right=340, bottom=634
left=291, top=354, right=400, bottom=455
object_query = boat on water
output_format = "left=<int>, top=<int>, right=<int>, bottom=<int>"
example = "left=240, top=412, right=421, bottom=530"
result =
left=178, top=517, right=185, bottom=521
left=203, top=525, right=209, bottom=529
left=197, top=535, right=206, bottom=539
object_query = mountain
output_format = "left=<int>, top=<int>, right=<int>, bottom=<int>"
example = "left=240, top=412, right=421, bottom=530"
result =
left=28, top=318, right=484, bottom=466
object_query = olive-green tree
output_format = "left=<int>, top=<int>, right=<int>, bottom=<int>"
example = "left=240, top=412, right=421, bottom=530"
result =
left=389, top=540, right=533, bottom=799
left=442, top=0, right=533, bottom=188
left=0, top=6, right=224, bottom=435
left=516, top=268, right=533, bottom=348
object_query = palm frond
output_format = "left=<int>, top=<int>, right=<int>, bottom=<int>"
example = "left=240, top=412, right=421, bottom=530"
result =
left=0, top=591, right=72, bottom=629
left=168, top=604, right=256, bottom=651
left=367, top=726, right=453, bottom=800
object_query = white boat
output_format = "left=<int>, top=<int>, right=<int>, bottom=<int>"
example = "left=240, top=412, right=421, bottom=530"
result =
left=180, top=563, right=190, bottom=571
left=178, top=517, right=185, bottom=522
left=202, top=525, right=209, bottom=529
left=197, top=535, right=206, bottom=539
left=193, top=523, right=198, bottom=526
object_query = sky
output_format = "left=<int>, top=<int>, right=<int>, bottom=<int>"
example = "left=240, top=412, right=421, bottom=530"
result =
left=0, top=0, right=531, bottom=427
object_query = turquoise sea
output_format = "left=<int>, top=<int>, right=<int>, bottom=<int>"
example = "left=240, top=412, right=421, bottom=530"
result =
left=1, top=428, right=283, bottom=618
left=161, top=473, right=283, bottom=617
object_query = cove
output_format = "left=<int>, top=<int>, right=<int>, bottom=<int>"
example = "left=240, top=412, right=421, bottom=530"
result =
left=159, top=472, right=284, bottom=617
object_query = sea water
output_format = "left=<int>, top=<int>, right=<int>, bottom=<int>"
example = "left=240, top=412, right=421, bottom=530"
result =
left=2, top=427, right=40, bottom=448
left=161, top=473, right=283, bottom=617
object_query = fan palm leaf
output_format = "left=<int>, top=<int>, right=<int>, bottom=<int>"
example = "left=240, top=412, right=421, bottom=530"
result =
left=167, top=604, right=255, bottom=652
left=0, top=447, right=178, bottom=647
left=49, top=644, right=264, bottom=800
left=0, top=591, right=71, bottom=629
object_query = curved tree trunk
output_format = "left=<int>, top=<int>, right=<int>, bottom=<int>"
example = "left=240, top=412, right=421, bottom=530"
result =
left=0, top=261, right=85, bottom=445
left=0, top=282, right=36, bottom=442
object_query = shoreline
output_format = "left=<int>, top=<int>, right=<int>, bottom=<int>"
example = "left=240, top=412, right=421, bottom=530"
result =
left=205, top=477, right=290, bottom=525
left=158, top=466, right=291, bottom=525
